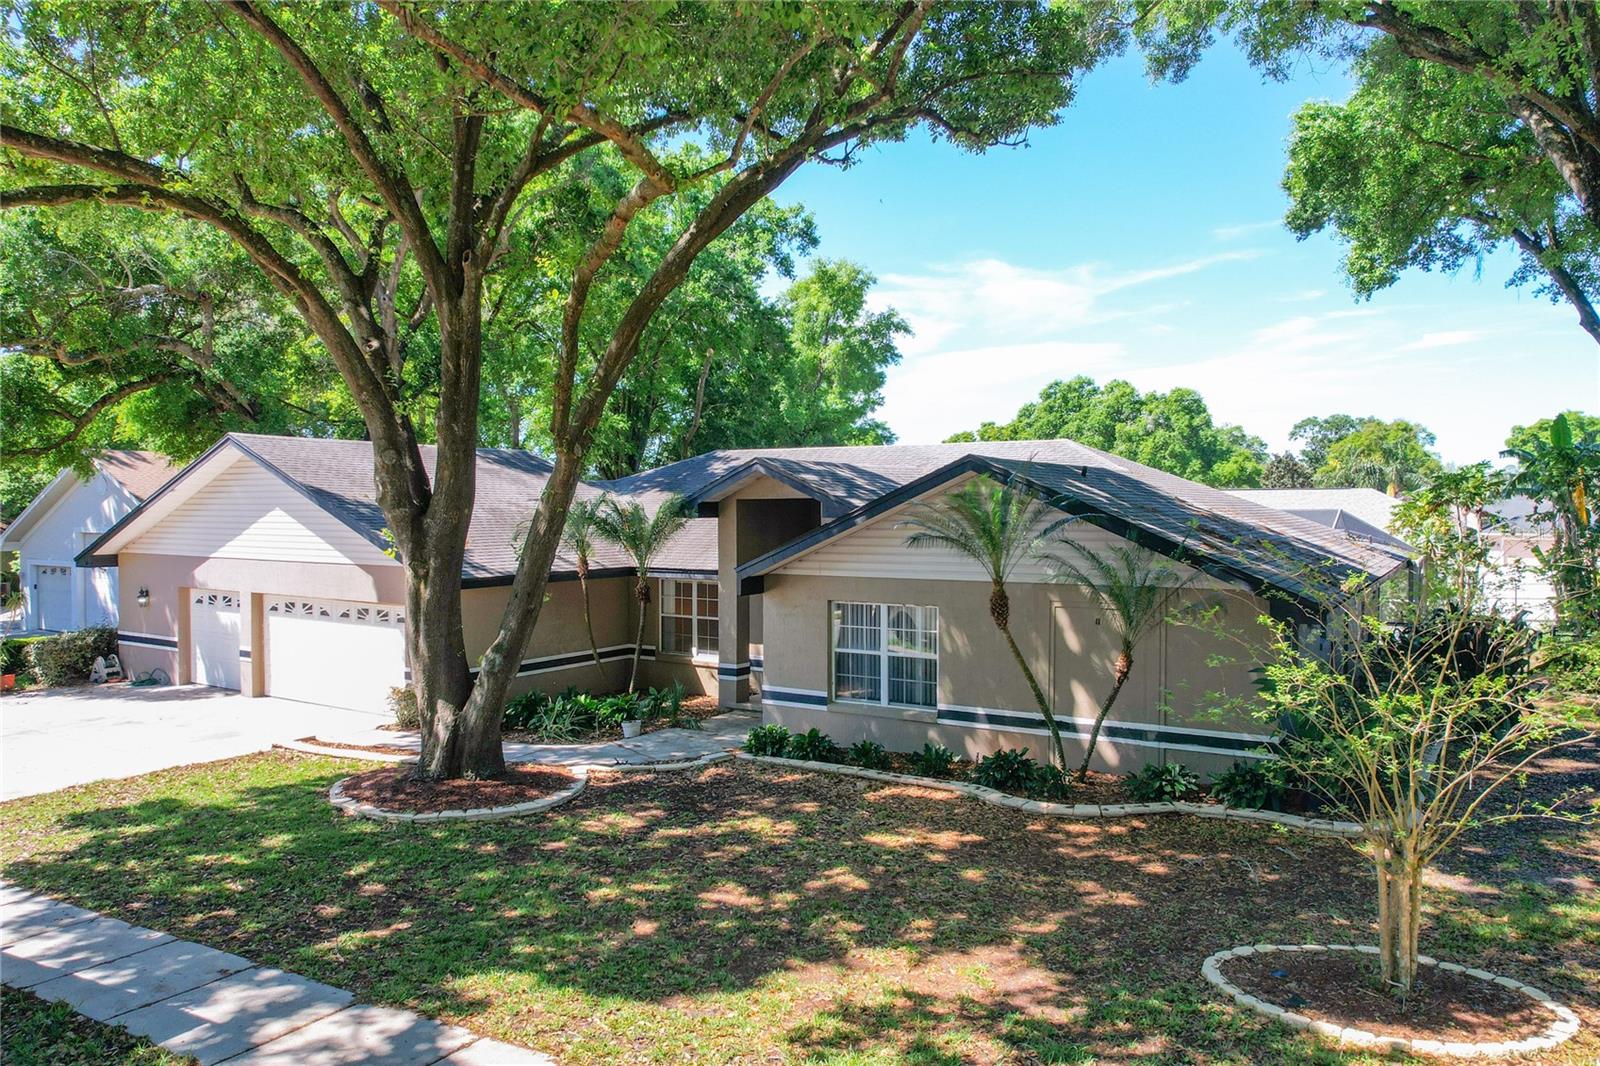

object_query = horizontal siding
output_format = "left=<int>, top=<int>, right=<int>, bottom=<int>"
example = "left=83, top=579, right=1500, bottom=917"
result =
left=128, top=460, right=394, bottom=566
left=775, top=510, right=1159, bottom=584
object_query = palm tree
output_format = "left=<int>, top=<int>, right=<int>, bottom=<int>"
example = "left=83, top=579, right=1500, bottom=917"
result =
left=1037, top=538, right=1195, bottom=782
left=593, top=495, right=693, bottom=692
left=899, top=476, right=1073, bottom=770
left=563, top=497, right=607, bottom=676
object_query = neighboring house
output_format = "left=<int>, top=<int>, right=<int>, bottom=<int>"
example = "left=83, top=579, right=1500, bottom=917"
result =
left=1227, top=488, right=1408, bottom=553
left=81, top=434, right=1406, bottom=774
left=0, top=452, right=179, bottom=632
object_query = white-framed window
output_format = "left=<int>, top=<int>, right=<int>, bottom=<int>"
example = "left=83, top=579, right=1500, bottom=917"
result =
left=660, top=579, right=719, bottom=661
left=832, top=601, right=938, bottom=708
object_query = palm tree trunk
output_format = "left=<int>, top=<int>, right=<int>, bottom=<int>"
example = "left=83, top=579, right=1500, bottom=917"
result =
left=629, top=580, right=648, bottom=693
left=1076, top=645, right=1131, bottom=782
left=997, top=622, right=1067, bottom=771
left=577, top=566, right=602, bottom=675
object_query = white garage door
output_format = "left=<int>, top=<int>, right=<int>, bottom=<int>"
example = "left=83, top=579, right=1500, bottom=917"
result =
left=33, top=566, right=72, bottom=631
left=265, top=598, right=407, bottom=711
left=190, top=591, right=242, bottom=690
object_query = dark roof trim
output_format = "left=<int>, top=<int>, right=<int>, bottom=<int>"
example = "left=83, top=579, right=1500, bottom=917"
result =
left=734, top=455, right=1373, bottom=608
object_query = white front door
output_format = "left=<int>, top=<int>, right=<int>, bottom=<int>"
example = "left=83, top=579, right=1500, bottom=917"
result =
left=33, top=566, right=72, bottom=631
left=190, top=591, right=242, bottom=690
left=265, top=597, right=406, bottom=711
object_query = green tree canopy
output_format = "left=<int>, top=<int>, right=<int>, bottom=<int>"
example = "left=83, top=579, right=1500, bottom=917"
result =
left=1313, top=418, right=1443, bottom=496
left=2, top=0, right=1120, bottom=777
left=947, top=376, right=1268, bottom=487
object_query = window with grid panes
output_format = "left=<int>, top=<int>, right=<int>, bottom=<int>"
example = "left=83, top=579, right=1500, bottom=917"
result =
left=660, top=579, right=719, bottom=660
left=831, top=601, right=938, bottom=708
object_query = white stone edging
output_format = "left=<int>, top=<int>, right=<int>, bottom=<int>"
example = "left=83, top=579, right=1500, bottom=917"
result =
left=1200, top=943, right=1581, bottom=1058
left=277, top=739, right=417, bottom=763
left=736, top=753, right=1364, bottom=837
left=329, top=768, right=588, bottom=824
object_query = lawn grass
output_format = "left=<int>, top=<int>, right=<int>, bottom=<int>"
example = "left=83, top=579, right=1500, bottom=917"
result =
left=1, top=748, right=1595, bottom=1065
left=0, top=987, right=193, bottom=1065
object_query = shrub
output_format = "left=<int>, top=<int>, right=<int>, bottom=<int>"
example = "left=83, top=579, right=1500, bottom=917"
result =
left=641, top=682, right=695, bottom=727
left=1208, top=761, right=1277, bottom=810
left=784, top=727, right=841, bottom=763
left=908, top=742, right=957, bottom=778
left=1539, top=634, right=1600, bottom=699
left=745, top=724, right=791, bottom=756
left=1125, top=762, right=1199, bottom=802
left=387, top=685, right=420, bottom=730
left=973, top=748, right=1039, bottom=794
left=2, top=637, right=42, bottom=682
left=846, top=739, right=891, bottom=770
left=27, top=626, right=118, bottom=688
left=1028, top=763, right=1072, bottom=801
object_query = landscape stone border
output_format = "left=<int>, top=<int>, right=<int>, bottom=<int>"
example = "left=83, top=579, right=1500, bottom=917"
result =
left=737, top=753, right=1365, bottom=837
left=1200, top=943, right=1582, bottom=1058
left=325, top=749, right=736, bottom=823
left=328, top=768, right=589, bottom=824
left=279, top=739, right=416, bottom=763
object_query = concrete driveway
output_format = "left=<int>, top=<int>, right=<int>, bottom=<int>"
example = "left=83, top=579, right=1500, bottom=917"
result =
left=0, top=685, right=392, bottom=801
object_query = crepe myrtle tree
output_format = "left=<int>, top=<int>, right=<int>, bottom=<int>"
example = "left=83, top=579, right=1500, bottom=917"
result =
left=1, top=1, right=1118, bottom=777
left=1249, top=591, right=1595, bottom=997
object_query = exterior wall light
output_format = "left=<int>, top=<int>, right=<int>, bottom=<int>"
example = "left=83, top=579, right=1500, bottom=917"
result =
left=136, top=587, right=150, bottom=608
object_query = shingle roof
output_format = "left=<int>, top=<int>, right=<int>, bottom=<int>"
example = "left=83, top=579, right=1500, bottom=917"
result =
left=201, top=435, right=1407, bottom=596
left=96, top=450, right=180, bottom=501
left=228, top=434, right=715, bottom=582
left=1227, top=488, right=1399, bottom=532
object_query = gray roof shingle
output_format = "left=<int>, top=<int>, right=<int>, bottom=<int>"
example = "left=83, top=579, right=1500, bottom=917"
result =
left=97, top=450, right=181, bottom=501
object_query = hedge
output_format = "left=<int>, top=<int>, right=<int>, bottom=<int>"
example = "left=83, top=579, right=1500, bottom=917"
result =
left=26, top=627, right=119, bottom=688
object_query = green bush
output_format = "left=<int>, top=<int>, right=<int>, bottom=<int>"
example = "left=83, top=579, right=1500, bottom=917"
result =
left=908, top=742, right=957, bottom=778
left=501, top=687, right=645, bottom=739
left=1539, top=634, right=1600, bottom=699
left=1029, top=763, right=1071, bottom=801
left=1126, top=762, right=1200, bottom=802
left=387, top=685, right=420, bottom=730
left=973, top=748, right=1039, bottom=794
left=846, top=739, right=891, bottom=770
left=745, top=724, right=791, bottom=756
left=641, top=682, right=695, bottom=728
left=27, top=626, right=118, bottom=688
left=2, top=637, right=43, bottom=681
left=1208, top=761, right=1277, bottom=810
left=784, top=727, right=841, bottom=763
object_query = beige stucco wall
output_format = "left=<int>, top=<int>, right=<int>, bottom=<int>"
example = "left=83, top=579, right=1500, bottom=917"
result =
left=758, top=572, right=1273, bottom=777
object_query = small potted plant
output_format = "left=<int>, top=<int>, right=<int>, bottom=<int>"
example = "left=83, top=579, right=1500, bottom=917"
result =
left=618, top=692, right=646, bottom=738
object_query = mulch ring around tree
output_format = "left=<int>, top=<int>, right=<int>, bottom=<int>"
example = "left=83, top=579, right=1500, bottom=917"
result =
left=295, top=736, right=415, bottom=756
left=1222, top=950, right=1553, bottom=1045
left=336, top=764, right=578, bottom=814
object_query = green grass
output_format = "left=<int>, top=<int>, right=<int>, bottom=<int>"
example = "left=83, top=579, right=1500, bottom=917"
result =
left=0, top=987, right=193, bottom=1065
left=1, top=750, right=1595, bottom=1065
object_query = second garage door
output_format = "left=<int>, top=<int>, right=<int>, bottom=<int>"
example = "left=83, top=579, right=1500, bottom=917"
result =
left=265, top=597, right=407, bottom=711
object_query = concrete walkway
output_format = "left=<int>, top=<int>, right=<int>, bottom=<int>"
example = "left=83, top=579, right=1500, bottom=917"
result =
left=315, top=709, right=760, bottom=767
left=1, top=883, right=550, bottom=1065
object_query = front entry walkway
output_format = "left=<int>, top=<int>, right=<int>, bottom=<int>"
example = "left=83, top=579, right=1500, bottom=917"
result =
left=1, top=883, right=550, bottom=1065
left=315, top=709, right=760, bottom=767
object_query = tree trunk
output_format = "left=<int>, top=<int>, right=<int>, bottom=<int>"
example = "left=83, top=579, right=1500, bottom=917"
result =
left=1374, top=845, right=1423, bottom=997
left=578, top=563, right=603, bottom=676
left=629, top=577, right=650, bottom=692
left=1076, top=646, right=1132, bottom=783
left=991, top=584, right=1067, bottom=771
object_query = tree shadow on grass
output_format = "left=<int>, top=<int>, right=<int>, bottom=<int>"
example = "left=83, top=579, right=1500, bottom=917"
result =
left=0, top=753, right=1409, bottom=1061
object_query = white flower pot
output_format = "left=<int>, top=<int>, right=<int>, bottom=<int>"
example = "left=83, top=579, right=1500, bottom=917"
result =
left=621, top=719, right=643, bottom=739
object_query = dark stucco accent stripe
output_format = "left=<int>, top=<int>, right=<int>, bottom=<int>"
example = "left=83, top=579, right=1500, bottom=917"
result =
left=937, top=707, right=1273, bottom=755
left=763, top=688, right=828, bottom=707
left=117, top=632, right=177, bottom=650
left=239, top=649, right=252, bottom=660
left=465, top=644, right=657, bottom=680
left=717, top=663, right=751, bottom=679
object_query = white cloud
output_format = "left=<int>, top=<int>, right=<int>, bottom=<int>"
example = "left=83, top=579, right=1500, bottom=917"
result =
left=1398, top=329, right=1485, bottom=351
left=1212, top=220, right=1281, bottom=241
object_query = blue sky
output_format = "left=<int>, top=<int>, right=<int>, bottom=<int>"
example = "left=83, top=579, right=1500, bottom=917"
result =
left=770, top=41, right=1599, bottom=467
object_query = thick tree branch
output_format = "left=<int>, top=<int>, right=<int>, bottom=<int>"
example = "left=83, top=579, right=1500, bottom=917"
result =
left=9, top=371, right=177, bottom=458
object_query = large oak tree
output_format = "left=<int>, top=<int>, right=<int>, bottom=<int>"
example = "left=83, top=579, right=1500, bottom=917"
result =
left=2, top=1, right=1117, bottom=778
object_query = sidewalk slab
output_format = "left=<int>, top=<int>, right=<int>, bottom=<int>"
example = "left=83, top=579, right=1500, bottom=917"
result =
left=117, top=965, right=355, bottom=1065
left=222, top=1003, right=476, bottom=1065
left=443, top=1037, right=558, bottom=1065
left=29, top=938, right=254, bottom=1021
left=0, top=894, right=100, bottom=946
left=2, top=915, right=171, bottom=989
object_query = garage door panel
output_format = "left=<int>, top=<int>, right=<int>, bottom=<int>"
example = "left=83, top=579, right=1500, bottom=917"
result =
left=34, top=566, right=72, bottom=631
left=191, top=591, right=241, bottom=691
left=265, top=597, right=406, bottom=712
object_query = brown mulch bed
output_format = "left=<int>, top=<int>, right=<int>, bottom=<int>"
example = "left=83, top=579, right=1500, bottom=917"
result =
left=1223, top=951, right=1553, bottom=1044
left=338, top=764, right=576, bottom=813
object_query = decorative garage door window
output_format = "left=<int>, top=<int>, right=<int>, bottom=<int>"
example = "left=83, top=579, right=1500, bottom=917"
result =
left=660, top=579, right=718, bottom=660
left=266, top=599, right=404, bottom=626
left=831, top=602, right=938, bottom=708
left=39, top=565, right=71, bottom=577
left=192, top=592, right=238, bottom=610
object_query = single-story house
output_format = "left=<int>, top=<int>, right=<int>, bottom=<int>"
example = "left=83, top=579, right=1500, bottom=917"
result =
left=1, top=451, right=178, bottom=632
left=1227, top=487, right=1408, bottom=552
left=80, top=434, right=1407, bottom=773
